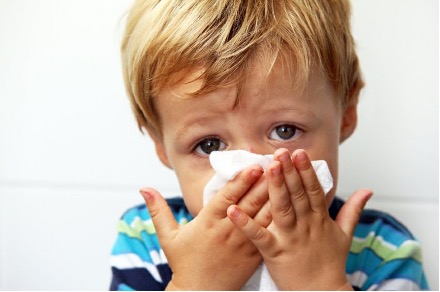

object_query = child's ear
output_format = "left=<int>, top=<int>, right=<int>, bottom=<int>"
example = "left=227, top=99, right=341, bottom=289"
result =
left=339, top=102, right=358, bottom=144
left=147, top=129, right=173, bottom=169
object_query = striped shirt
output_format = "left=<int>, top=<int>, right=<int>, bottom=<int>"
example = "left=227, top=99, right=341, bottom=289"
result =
left=110, top=197, right=429, bottom=290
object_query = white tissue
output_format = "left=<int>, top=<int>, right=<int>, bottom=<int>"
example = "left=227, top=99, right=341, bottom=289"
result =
left=203, top=150, right=333, bottom=205
left=202, top=150, right=333, bottom=291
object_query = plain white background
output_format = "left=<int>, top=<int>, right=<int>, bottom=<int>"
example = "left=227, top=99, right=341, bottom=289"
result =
left=0, top=0, right=438, bottom=290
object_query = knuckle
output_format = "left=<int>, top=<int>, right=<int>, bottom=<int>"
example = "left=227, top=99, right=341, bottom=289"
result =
left=275, top=202, right=294, bottom=218
left=261, top=212, right=273, bottom=228
left=222, top=190, right=238, bottom=205
left=248, top=193, right=266, bottom=208
left=291, top=189, right=307, bottom=201
left=148, top=207, right=160, bottom=219
left=306, top=181, right=323, bottom=194
left=251, top=226, right=266, bottom=242
left=254, top=204, right=272, bottom=227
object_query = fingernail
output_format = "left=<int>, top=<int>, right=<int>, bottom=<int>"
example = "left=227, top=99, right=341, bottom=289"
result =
left=251, top=169, right=263, bottom=177
left=229, top=205, right=241, bottom=218
left=278, top=152, right=290, bottom=163
left=140, top=188, right=153, bottom=201
left=271, top=165, right=281, bottom=176
left=295, top=151, right=307, bottom=163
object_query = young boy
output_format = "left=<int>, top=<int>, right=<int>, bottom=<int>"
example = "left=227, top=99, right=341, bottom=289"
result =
left=110, top=0, right=429, bottom=290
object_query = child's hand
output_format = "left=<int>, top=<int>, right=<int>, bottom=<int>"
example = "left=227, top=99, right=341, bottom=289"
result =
left=227, top=148, right=373, bottom=290
left=140, top=165, right=270, bottom=290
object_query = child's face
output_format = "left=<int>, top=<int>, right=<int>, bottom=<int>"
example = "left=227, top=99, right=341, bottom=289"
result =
left=151, top=60, right=357, bottom=217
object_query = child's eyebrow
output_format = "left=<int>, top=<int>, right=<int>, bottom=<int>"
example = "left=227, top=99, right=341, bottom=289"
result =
left=174, top=114, right=219, bottom=139
left=262, top=105, right=317, bottom=120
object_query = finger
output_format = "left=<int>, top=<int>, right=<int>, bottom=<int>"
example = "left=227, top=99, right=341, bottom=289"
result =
left=207, top=165, right=264, bottom=219
left=293, top=149, right=327, bottom=214
left=273, top=148, right=310, bottom=218
left=335, top=189, right=373, bottom=237
left=140, top=187, right=179, bottom=241
left=253, top=200, right=272, bottom=228
left=227, top=205, right=274, bottom=251
left=236, top=172, right=269, bottom=218
left=267, top=161, right=296, bottom=229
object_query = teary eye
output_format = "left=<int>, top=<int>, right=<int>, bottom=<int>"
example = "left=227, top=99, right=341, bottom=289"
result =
left=194, top=137, right=227, bottom=156
left=269, top=124, right=300, bottom=141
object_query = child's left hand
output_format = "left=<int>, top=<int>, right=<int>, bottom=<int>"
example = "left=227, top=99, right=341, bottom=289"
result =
left=227, top=148, right=372, bottom=290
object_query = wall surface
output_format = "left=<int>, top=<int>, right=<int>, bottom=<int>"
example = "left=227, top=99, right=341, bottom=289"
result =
left=0, top=0, right=438, bottom=290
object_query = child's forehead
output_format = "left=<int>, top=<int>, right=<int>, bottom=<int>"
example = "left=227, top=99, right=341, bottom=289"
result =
left=154, top=59, right=341, bottom=122
left=160, top=53, right=311, bottom=99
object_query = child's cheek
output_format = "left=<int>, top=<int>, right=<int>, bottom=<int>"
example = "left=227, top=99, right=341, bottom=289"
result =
left=179, top=169, right=214, bottom=217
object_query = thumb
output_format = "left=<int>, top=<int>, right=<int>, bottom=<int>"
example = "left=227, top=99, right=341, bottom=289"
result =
left=335, top=189, right=373, bottom=238
left=140, top=187, right=179, bottom=241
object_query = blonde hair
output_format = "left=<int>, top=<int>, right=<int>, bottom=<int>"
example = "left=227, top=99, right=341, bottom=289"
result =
left=121, top=0, right=364, bottom=138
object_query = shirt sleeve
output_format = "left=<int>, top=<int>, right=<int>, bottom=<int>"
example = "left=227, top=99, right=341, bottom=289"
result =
left=346, top=209, right=429, bottom=290
left=109, top=198, right=192, bottom=291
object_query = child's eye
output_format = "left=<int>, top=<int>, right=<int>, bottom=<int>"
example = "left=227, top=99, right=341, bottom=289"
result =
left=194, top=137, right=227, bottom=156
left=269, top=124, right=301, bottom=141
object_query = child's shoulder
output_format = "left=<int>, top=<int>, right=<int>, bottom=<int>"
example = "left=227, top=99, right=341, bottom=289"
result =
left=356, top=207, right=416, bottom=243
left=331, top=196, right=416, bottom=241
left=331, top=197, right=429, bottom=290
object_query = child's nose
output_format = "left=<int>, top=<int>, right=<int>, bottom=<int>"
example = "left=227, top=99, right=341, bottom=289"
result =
left=244, top=145, right=255, bottom=153
left=236, top=144, right=270, bottom=155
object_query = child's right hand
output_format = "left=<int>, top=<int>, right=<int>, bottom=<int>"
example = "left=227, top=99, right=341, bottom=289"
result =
left=140, top=165, right=270, bottom=290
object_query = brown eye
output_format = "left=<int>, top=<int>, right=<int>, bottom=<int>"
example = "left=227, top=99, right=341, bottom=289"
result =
left=276, top=125, right=296, bottom=139
left=195, top=138, right=226, bottom=156
left=269, top=124, right=301, bottom=141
